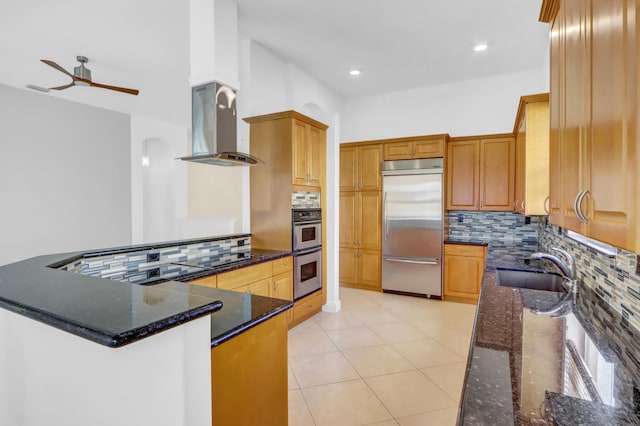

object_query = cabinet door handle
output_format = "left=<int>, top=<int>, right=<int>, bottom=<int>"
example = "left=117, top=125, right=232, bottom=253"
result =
left=543, top=195, right=550, bottom=214
left=521, top=200, right=525, bottom=210
left=577, top=189, right=590, bottom=223
left=514, top=200, right=519, bottom=210
left=573, top=190, right=584, bottom=221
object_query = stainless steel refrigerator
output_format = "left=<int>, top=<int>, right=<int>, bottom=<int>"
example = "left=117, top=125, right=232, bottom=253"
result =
left=382, top=158, right=443, bottom=297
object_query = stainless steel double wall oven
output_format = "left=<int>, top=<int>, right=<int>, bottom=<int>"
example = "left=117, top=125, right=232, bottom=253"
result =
left=292, top=208, right=322, bottom=300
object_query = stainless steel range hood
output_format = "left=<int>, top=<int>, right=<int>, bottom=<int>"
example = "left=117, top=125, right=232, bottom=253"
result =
left=178, top=81, right=262, bottom=167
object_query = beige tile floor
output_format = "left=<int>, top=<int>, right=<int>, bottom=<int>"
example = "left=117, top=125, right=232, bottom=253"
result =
left=288, top=287, right=477, bottom=426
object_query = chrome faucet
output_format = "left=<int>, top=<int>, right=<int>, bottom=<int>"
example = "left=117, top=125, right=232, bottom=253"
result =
left=530, top=247, right=576, bottom=281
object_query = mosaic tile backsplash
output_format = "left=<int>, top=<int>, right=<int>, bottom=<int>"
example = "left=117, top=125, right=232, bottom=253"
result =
left=446, top=211, right=541, bottom=265
left=538, top=221, right=640, bottom=332
left=60, top=236, right=251, bottom=282
left=292, top=190, right=320, bottom=208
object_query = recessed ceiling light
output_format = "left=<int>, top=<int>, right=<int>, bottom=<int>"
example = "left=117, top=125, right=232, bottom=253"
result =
left=349, top=69, right=361, bottom=76
left=474, top=44, right=488, bottom=52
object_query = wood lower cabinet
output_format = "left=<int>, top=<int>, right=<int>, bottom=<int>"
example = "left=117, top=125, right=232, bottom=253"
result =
left=291, top=290, right=323, bottom=327
left=339, top=247, right=381, bottom=291
left=446, top=136, right=515, bottom=211
left=211, top=312, right=288, bottom=426
left=443, top=244, right=487, bottom=304
left=189, top=257, right=293, bottom=302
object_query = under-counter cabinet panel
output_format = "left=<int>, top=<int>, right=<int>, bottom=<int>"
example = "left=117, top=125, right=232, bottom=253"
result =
left=443, top=244, right=486, bottom=304
left=446, top=136, right=515, bottom=211
left=211, top=312, right=288, bottom=426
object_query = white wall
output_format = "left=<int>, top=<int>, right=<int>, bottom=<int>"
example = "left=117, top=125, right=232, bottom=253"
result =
left=341, top=67, right=549, bottom=142
left=0, top=84, right=131, bottom=266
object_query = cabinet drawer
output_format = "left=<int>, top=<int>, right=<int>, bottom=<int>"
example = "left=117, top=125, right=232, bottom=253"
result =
left=217, top=262, right=272, bottom=290
left=444, top=244, right=486, bottom=258
left=189, top=274, right=217, bottom=288
left=293, top=291, right=322, bottom=324
left=272, top=256, right=293, bottom=276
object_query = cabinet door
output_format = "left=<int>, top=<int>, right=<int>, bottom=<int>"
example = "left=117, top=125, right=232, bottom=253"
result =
left=479, top=137, right=515, bottom=211
left=272, top=272, right=293, bottom=301
left=560, top=0, right=589, bottom=233
left=443, top=255, right=483, bottom=302
left=586, top=0, right=636, bottom=249
left=359, top=191, right=382, bottom=250
left=514, top=127, right=526, bottom=213
left=413, top=139, right=444, bottom=158
left=357, top=249, right=381, bottom=290
left=549, top=4, right=565, bottom=225
left=384, top=142, right=412, bottom=160
left=248, top=278, right=272, bottom=297
left=292, top=120, right=309, bottom=186
left=340, top=146, right=358, bottom=191
left=359, top=144, right=383, bottom=190
left=308, top=125, right=324, bottom=187
left=339, top=192, right=358, bottom=247
left=339, top=248, right=358, bottom=285
left=446, top=141, right=479, bottom=210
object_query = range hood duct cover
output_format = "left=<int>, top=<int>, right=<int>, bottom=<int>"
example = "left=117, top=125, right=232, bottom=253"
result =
left=178, top=81, right=263, bottom=167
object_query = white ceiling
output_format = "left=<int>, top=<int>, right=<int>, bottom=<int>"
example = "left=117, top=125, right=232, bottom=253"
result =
left=0, top=0, right=549, bottom=122
left=236, top=0, right=550, bottom=98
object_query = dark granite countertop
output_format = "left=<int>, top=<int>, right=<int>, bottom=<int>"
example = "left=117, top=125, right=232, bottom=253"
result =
left=458, top=262, right=640, bottom=424
left=0, top=238, right=292, bottom=348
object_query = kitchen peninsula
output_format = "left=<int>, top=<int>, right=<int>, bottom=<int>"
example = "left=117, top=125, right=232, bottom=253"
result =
left=0, top=234, right=292, bottom=426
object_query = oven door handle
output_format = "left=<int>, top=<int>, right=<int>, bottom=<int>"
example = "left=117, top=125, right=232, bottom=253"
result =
left=384, top=257, right=439, bottom=265
left=293, top=247, right=322, bottom=256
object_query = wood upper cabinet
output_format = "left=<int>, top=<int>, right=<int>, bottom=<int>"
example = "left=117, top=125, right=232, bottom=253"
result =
left=339, top=191, right=381, bottom=250
left=340, top=143, right=382, bottom=191
left=546, top=0, right=638, bottom=252
left=513, top=94, right=550, bottom=215
left=293, top=119, right=324, bottom=187
left=246, top=110, right=327, bottom=252
left=383, top=135, right=446, bottom=160
left=443, top=243, right=486, bottom=304
left=446, top=136, right=515, bottom=211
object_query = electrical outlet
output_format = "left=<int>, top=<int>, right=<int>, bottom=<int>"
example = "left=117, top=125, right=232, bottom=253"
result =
left=457, top=214, right=464, bottom=223
left=636, top=255, right=640, bottom=275
left=237, top=239, right=246, bottom=247
left=147, top=252, right=160, bottom=262
left=525, top=216, right=531, bottom=225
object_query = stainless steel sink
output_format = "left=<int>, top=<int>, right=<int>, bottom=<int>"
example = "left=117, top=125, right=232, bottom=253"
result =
left=496, top=268, right=567, bottom=292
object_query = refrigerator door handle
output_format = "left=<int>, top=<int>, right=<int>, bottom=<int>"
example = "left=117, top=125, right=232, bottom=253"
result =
left=383, top=192, right=389, bottom=239
left=384, top=258, right=439, bottom=265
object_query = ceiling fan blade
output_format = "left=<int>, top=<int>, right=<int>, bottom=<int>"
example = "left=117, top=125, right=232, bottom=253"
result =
left=89, top=81, right=139, bottom=95
left=49, top=83, right=76, bottom=90
left=41, top=59, right=75, bottom=79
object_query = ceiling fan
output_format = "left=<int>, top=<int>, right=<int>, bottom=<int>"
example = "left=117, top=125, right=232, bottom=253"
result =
left=38, top=56, right=139, bottom=95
